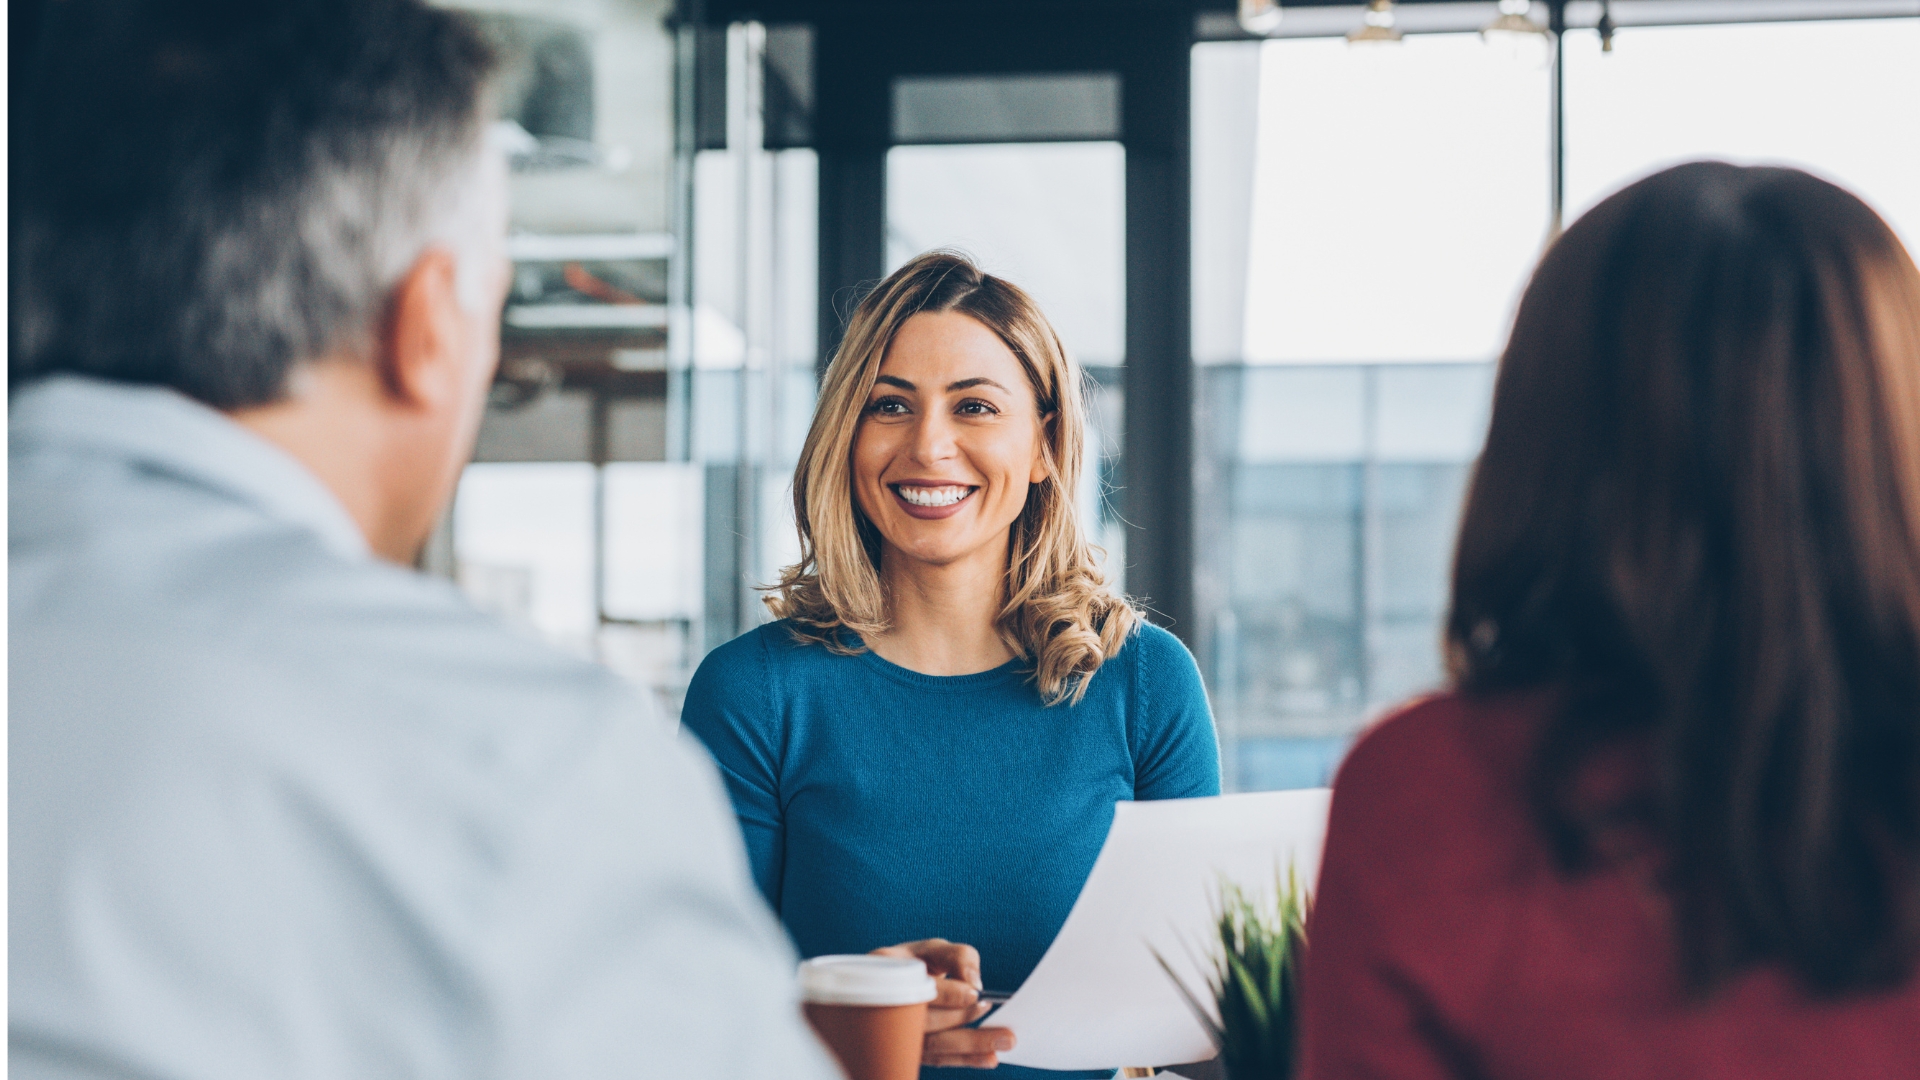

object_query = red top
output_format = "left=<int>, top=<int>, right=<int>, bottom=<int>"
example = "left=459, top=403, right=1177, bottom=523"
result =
left=1299, top=691, right=1920, bottom=1080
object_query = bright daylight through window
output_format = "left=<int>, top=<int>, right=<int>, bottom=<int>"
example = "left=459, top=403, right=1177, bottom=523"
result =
left=1192, top=15, right=1920, bottom=793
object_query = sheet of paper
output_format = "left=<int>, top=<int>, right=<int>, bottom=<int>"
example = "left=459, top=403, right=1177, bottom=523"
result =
left=991, top=789, right=1332, bottom=1071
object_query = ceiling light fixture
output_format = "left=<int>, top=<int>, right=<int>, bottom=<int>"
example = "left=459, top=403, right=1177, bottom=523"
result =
left=1346, top=0, right=1403, bottom=45
left=1481, top=0, right=1549, bottom=40
left=1481, top=0, right=1552, bottom=65
left=1238, top=0, right=1284, bottom=36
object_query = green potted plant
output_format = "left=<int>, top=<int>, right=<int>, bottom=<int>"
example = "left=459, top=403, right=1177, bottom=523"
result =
left=1158, top=870, right=1310, bottom=1080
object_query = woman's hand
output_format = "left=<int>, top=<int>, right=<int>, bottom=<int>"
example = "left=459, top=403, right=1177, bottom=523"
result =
left=871, top=939, right=1016, bottom=1068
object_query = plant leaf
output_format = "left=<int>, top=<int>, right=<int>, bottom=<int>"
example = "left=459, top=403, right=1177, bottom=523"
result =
left=1152, top=946, right=1225, bottom=1048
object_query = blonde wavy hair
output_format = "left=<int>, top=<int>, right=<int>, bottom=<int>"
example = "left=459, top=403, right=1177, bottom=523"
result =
left=767, top=251, right=1138, bottom=705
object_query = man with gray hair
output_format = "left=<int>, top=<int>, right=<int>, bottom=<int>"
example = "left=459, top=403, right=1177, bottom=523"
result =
left=9, top=0, right=992, bottom=1075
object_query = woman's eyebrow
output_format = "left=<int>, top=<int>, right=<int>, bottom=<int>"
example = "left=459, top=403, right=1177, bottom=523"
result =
left=871, top=375, right=1012, bottom=393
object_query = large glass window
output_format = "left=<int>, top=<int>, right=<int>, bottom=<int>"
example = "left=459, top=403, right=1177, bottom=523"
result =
left=1564, top=18, right=1920, bottom=245
left=1240, top=34, right=1551, bottom=364
left=453, top=460, right=706, bottom=711
left=887, top=142, right=1126, bottom=365
left=1198, top=363, right=1492, bottom=790
left=1195, top=34, right=1539, bottom=791
left=1194, top=14, right=1919, bottom=792
left=454, top=463, right=599, bottom=654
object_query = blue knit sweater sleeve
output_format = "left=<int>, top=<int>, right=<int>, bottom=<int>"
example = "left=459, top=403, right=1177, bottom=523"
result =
left=1128, top=622, right=1223, bottom=800
left=680, top=626, right=786, bottom=910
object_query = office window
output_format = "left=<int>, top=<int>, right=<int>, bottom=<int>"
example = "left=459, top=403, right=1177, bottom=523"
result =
left=1239, top=34, right=1551, bottom=364
left=1198, top=363, right=1491, bottom=791
left=601, top=462, right=706, bottom=705
left=1194, top=15, right=1920, bottom=792
left=1564, top=18, right=1920, bottom=246
left=887, top=142, right=1126, bottom=365
left=454, top=463, right=599, bottom=656
left=1194, top=34, right=1539, bottom=791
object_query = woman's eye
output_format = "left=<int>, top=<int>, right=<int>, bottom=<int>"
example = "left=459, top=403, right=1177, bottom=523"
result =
left=956, top=399, right=1000, bottom=416
left=865, top=397, right=910, bottom=416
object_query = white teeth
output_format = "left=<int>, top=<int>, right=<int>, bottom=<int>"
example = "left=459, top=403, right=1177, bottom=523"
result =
left=897, top=485, right=970, bottom=508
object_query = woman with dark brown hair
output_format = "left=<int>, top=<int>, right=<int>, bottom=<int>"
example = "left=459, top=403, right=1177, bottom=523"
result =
left=1300, top=162, right=1920, bottom=1078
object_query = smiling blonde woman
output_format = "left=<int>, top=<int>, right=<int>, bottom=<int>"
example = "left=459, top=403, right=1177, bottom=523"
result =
left=681, top=251, right=1220, bottom=1077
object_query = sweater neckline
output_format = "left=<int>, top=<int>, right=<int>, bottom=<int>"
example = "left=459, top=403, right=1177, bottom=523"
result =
left=851, top=641, right=1032, bottom=693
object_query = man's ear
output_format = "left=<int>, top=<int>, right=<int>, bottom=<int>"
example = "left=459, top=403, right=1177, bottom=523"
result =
left=379, top=247, right=465, bottom=411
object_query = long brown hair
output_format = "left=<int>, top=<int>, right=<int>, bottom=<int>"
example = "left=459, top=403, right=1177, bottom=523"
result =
left=768, top=251, right=1137, bottom=704
left=1448, top=162, right=1920, bottom=995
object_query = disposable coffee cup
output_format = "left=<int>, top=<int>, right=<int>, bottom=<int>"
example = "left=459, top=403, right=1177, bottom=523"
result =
left=798, top=955, right=936, bottom=1080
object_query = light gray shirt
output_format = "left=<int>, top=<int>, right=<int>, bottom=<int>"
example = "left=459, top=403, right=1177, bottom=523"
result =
left=8, top=376, right=839, bottom=1080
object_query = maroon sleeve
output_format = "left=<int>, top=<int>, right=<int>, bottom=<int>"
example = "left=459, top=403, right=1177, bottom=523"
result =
left=1299, top=695, right=1523, bottom=1080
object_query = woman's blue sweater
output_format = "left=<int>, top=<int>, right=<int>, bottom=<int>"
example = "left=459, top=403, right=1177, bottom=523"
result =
left=682, top=619, right=1220, bottom=1079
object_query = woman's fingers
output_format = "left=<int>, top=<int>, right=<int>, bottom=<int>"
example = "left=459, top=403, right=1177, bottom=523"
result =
left=928, top=975, right=982, bottom=1015
left=867, top=941, right=1010, bottom=1066
left=872, top=938, right=983, bottom=990
left=913, top=940, right=984, bottom=989
left=871, top=940, right=990, bottom=1033
left=924, top=1025, right=1015, bottom=1069
left=923, top=1052, right=999, bottom=1069
left=927, top=996, right=991, bottom=1034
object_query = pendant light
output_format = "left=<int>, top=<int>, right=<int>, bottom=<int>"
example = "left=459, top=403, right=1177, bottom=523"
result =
left=1480, top=0, right=1551, bottom=66
left=1481, top=0, right=1549, bottom=40
left=1346, top=0, right=1403, bottom=45
left=1238, top=0, right=1283, bottom=36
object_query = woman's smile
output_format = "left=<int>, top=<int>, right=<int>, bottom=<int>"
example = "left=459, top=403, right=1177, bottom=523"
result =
left=892, top=482, right=978, bottom=518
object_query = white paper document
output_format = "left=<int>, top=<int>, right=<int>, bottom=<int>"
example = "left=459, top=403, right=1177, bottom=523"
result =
left=991, top=789, right=1333, bottom=1071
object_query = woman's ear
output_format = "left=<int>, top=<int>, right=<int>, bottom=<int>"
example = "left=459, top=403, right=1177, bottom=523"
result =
left=1031, top=411, right=1058, bottom=485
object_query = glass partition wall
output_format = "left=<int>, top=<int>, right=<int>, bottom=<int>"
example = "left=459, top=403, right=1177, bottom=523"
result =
left=1194, top=13, right=1920, bottom=792
left=435, top=5, right=817, bottom=717
left=433, top=0, right=694, bottom=715
left=686, top=23, right=820, bottom=661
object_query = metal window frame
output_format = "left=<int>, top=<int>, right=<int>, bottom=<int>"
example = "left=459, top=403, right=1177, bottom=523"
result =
left=1196, top=0, right=1920, bottom=40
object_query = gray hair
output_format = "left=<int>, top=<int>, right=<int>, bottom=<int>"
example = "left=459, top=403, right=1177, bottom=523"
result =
left=11, top=0, right=500, bottom=409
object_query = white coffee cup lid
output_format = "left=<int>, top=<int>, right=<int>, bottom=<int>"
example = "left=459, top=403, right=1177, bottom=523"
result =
left=798, top=955, right=938, bottom=1006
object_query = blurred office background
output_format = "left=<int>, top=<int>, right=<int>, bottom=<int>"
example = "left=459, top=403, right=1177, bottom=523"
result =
left=431, top=0, right=1919, bottom=790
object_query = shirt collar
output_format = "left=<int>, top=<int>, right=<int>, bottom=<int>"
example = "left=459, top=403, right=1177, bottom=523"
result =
left=10, top=374, right=372, bottom=561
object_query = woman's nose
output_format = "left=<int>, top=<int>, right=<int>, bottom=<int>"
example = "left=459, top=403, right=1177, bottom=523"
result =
left=908, top=411, right=959, bottom=464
